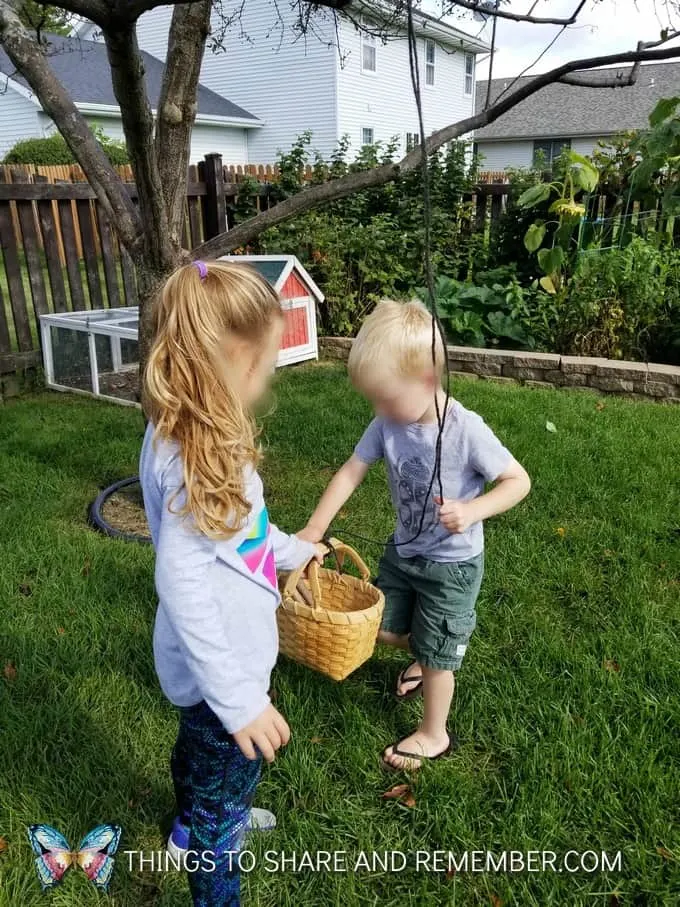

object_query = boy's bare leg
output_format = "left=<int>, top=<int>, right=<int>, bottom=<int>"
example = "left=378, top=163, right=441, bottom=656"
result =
left=378, top=631, right=423, bottom=696
left=382, top=667, right=454, bottom=770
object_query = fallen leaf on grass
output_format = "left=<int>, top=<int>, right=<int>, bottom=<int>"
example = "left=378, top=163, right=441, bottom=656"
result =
left=57, top=627, right=65, bottom=636
left=3, top=663, right=16, bottom=683
left=0, top=837, right=7, bottom=853
left=382, top=784, right=416, bottom=807
left=596, top=402, right=606, bottom=411
left=656, top=846, right=674, bottom=861
left=546, top=421, right=557, bottom=433
left=555, top=527, right=566, bottom=537
left=338, top=510, right=348, bottom=520
left=604, top=658, right=621, bottom=673
left=490, top=896, right=504, bottom=907
left=310, top=737, right=325, bottom=744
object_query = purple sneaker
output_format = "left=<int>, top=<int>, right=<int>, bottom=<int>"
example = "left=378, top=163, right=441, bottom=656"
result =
left=166, top=809, right=276, bottom=860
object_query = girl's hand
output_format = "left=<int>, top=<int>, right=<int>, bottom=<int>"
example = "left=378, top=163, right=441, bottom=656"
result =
left=296, top=524, right=324, bottom=544
left=233, top=704, right=291, bottom=763
left=312, top=542, right=329, bottom=564
left=435, top=497, right=477, bottom=534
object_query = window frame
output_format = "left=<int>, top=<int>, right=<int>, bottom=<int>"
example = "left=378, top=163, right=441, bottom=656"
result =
left=464, top=52, right=474, bottom=96
left=361, top=19, right=377, bottom=75
left=425, top=39, right=435, bottom=87
left=361, top=127, right=375, bottom=147
left=532, top=138, right=572, bottom=167
left=406, top=132, right=421, bottom=152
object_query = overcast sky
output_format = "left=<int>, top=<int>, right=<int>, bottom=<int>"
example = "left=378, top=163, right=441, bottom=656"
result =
left=439, top=0, right=679, bottom=78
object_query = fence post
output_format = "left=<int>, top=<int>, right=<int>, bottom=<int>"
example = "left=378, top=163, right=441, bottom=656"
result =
left=201, top=153, right=226, bottom=241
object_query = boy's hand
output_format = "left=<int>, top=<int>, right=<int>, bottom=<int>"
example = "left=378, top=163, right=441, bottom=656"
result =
left=435, top=497, right=477, bottom=534
left=233, top=704, right=290, bottom=763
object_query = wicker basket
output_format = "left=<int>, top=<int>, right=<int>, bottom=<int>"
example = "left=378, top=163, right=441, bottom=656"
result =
left=278, top=538, right=385, bottom=681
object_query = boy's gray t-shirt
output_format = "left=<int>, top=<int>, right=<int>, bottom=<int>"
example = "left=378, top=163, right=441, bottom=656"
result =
left=354, top=400, right=513, bottom=563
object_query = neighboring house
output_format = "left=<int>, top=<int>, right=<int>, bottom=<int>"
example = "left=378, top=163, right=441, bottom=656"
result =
left=474, top=62, right=680, bottom=173
left=0, top=33, right=260, bottom=161
left=77, top=1, right=488, bottom=163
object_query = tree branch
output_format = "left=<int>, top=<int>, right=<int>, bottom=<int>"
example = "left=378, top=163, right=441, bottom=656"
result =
left=193, top=41, right=680, bottom=259
left=0, top=0, right=142, bottom=247
left=103, top=25, right=173, bottom=269
left=445, top=0, right=589, bottom=26
left=154, top=0, right=211, bottom=250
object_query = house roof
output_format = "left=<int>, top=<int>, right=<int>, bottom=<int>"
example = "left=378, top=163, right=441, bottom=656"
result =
left=474, top=62, right=680, bottom=141
left=0, top=33, right=259, bottom=124
left=218, top=255, right=325, bottom=302
left=353, top=0, right=489, bottom=53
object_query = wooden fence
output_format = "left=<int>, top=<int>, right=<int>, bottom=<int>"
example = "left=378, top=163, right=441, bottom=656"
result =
left=0, top=151, right=660, bottom=380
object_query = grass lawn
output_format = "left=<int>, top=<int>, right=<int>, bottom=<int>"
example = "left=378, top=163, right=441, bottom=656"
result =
left=0, top=363, right=679, bottom=906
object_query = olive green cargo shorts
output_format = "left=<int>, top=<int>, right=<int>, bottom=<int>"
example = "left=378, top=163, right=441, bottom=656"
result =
left=375, top=540, right=484, bottom=671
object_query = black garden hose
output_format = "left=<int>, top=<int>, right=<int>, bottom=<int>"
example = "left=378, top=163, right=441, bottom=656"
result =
left=89, top=476, right=151, bottom=544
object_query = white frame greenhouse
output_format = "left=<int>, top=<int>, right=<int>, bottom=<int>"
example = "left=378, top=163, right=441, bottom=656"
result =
left=40, top=307, right=140, bottom=406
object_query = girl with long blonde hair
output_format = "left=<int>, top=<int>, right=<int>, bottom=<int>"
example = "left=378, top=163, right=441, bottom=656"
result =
left=140, top=260, right=325, bottom=906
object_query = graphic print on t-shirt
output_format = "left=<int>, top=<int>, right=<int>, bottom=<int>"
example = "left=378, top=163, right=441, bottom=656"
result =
left=237, top=507, right=277, bottom=590
left=396, top=456, right=437, bottom=535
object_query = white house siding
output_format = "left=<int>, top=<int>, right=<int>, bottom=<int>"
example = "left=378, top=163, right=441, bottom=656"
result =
left=572, top=136, right=610, bottom=157
left=38, top=111, right=247, bottom=165
left=475, top=140, right=533, bottom=172
left=126, top=4, right=338, bottom=163
left=0, top=83, right=41, bottom=157
left=335, top=18, right=476, bottom=157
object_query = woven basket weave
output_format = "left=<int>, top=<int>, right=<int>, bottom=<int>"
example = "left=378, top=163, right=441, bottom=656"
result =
left=278, top=538, right=385, bottom=681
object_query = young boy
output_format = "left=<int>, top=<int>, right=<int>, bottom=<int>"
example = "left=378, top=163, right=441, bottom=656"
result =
left=298, top=300, right=531, bottom=771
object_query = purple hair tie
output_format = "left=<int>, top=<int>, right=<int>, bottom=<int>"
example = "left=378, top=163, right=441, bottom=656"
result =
left=193, top=260, right=208, bottom=281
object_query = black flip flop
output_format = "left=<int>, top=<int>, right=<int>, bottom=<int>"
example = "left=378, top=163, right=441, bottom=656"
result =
left=382, top=734, right=457, bottom=771
left=394, top=660, right=423, bottom=701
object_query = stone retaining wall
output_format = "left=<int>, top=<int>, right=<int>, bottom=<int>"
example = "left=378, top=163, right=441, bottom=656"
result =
left=320, top=338, right=680, bottom=402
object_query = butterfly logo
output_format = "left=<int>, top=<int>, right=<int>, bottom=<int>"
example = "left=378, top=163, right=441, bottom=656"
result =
left=27, top=823, right=122, bottom=891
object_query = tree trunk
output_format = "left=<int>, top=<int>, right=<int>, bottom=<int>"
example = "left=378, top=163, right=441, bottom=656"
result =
left=135, top=248, right=186, bottom=416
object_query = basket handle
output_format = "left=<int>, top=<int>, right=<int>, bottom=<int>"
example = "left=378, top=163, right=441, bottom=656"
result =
left=281, top=537, right=372, bottom=608
left=322, top=536, right=372, bottom=582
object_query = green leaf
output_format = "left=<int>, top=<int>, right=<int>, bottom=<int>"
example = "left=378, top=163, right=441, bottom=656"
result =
left=540, top=276, right=557, bottom=295
left=524, top=222, right=546, bottom=252
left=517, top=183, right=551, bottom=209
left=546, top=421, right=557, bottom=433
left=568, top=154, right=599, bottom=192
left=538, top=246, right=564, bottom=275
left=649, top=96, right=680, bottom=128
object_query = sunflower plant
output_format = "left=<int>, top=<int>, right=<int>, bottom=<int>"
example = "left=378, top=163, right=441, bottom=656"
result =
left=518, top=150, right=600, bottom=296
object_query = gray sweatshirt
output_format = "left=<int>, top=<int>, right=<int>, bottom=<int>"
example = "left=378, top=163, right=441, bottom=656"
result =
left=139, top=423, right=316, bottom=733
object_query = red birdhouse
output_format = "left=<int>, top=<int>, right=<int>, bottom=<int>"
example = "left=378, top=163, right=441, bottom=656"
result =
left=219, top=255, right=321, bottom=366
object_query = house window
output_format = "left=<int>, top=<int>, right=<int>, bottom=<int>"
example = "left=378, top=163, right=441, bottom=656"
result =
left=362, top=127, right=375, bottom=146
left=464, top=53, right=474, bottom=96
left=406, top=132, right=421, bottom=152
left=361, top=20, right=377, bottom=73
left=425, top=39, right=435, bottom=86
left=533, top=138, right=572, bottom=167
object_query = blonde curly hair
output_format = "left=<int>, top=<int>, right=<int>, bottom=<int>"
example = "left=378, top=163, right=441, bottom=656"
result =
left=144, top=260, right=282, bottom=539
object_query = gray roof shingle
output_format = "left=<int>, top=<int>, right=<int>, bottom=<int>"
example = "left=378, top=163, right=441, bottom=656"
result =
left=475, top=62, right=680, bottom=140
left=0, top=33, right=258, bottom=122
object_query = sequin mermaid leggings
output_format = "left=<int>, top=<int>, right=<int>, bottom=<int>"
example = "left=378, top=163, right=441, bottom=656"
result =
left=171, top=700, right=262, bottom=906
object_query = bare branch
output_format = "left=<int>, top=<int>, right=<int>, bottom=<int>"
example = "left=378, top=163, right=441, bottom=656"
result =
left=103, top=25, right=173, bottom=268
left=0, top=0, right=141, bottom=247
left=445, top=0, right=589, bottom=26
left=194, top=40, right=680, bottom=259
left=154, top=1, right=211, bottom=248
left=559, top=31, right=680, bottom=86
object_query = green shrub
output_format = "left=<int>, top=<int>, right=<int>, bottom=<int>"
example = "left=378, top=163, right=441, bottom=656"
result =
left=239, top=134, right=481, bottom=336
left=4, top=126, right=129, bottom=166
left=559, top=238, right=680, bottom=363
left=418, top=268, right=536, bottom=350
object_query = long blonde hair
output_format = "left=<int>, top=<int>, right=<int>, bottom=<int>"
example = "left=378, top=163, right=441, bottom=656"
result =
left=144, top=260, right=282, bottom=539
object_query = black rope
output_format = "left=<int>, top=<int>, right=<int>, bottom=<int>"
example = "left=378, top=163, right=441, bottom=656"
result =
left=330, top=0, right=451, bottom=552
